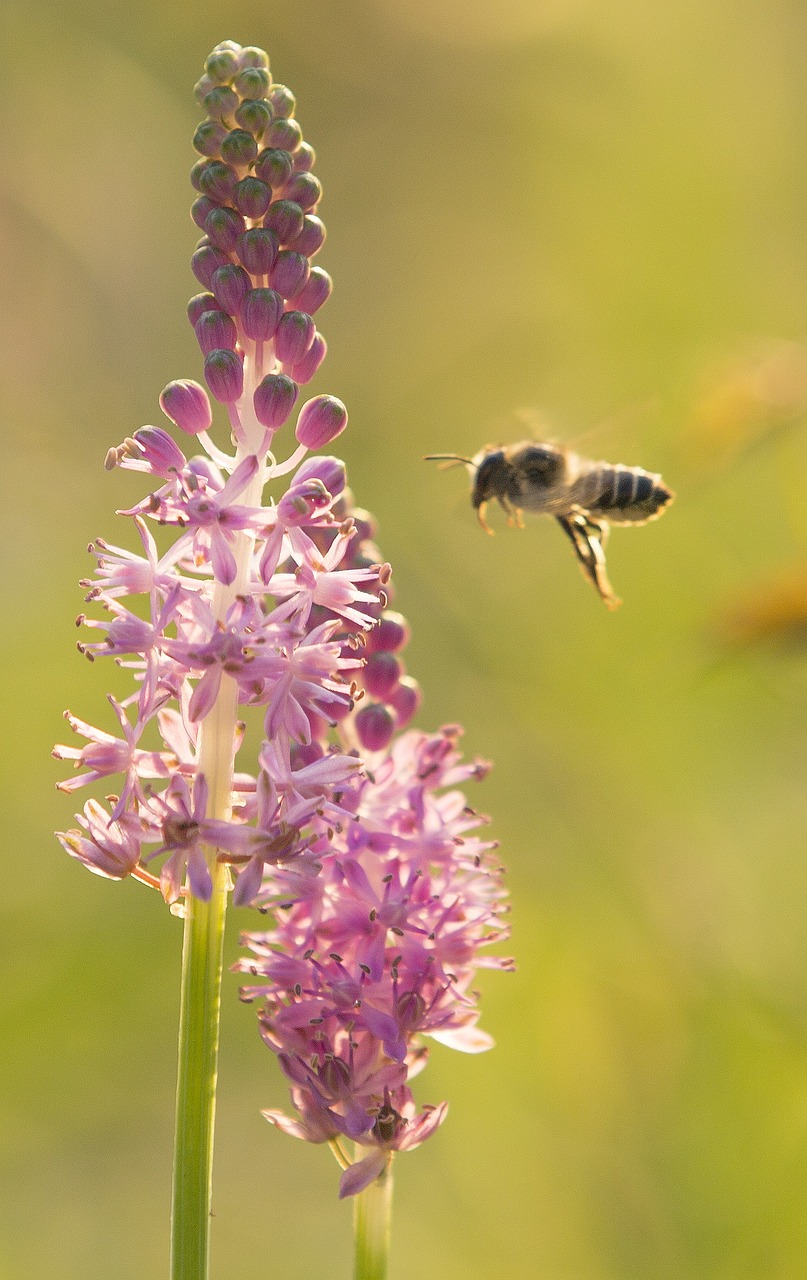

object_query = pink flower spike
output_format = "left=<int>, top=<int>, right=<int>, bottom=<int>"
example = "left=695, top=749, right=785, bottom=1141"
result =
left=160, top=379, right=213, bottom=435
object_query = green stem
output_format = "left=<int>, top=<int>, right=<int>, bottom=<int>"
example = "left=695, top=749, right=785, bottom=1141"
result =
left=353, top=1160, right=394, bottom=1280
left=170, top=859, right=228, bottom=1280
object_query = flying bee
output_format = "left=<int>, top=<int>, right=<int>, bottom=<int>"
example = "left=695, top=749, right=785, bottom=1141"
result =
left=425, top=440, right=674, bottom=610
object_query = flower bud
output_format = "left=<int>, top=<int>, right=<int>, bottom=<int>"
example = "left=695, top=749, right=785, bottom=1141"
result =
left=240, top=46, right=271, bottom=70
left=389, top=677, right=421, bottom=728
left=271, top=250, right=309, bottom=299
left=204, top=349, right=244, bottom=404
left=294, top=395, right=347, bottom=450
left=191, top=195, right=216, bottom=230
left=234, top=66, right=271, bottom=99
left=159, top=379, right=213, bottom=435
left=355, top=703, right=395, bottom=752
left=282, top=172, right=321, bottom=211
left=253, top=373, right=299, bottom=428
left=294, top=455, right=346, bottom=499
left=191, top=244, right=228, bottom=290
left=292, top=142, right=316, bottom=173
left=234, top=98, right=272, bottom=138
left=205, top=47, right=239, bottom=83
left=277, top=479, right=332, bottom=525
left=290, top=332, right=327, bottom=384
left=268, top=84, right=296, bottom=118
left=266, top=118, right=303, bottom=151
left=237, top=227, right=278, bottom=277
left=240, top=288, right=282, bottom=341
left=292, top=267, right=332, bottom=314
left=187, top=292, right=223, bottom=326
left=193, top=120, right=227, bottom=158
left=203, top=85, right=239, bottom=121
left=234, top=176, right=271, bottom=218
left=362, top=652, right=402, bottom=700
left=211, top=263, right=251, bottom=314
left=198, top=161, right=238, bottom=204
left=275, top=311, right=315, bottom=365
left=194, top=309, right=237, bottom=356
left=263, top=199, right=304, bottom=242
left=289, top=215, right=326, bottom=258
left=222, top=128, right=259, bottom=169
left=255, top=148, right=294, bottom=189
left=367, top=611, right=410, bottom=654
left=204, top=205, right=245, bottom=254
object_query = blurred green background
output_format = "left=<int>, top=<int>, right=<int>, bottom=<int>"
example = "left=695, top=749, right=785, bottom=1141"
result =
left=3, top=1, right=807, bottom=1276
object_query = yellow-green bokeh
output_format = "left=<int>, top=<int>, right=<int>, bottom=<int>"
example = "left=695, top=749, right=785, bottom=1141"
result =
left=3, top=2, right=807, bottom=1277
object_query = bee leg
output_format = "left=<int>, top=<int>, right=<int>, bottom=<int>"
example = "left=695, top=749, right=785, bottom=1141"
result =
left=556, top=513, right=621, bottom=610
left=498, top=496, right=525, bottom=529
left=476, top=502, right=495, bottom=536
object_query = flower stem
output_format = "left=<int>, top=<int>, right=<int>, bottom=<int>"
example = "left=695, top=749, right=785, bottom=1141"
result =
left=170, top=858, right=228, bottom=1280
left=353, top=1160, right=393, bottom=1280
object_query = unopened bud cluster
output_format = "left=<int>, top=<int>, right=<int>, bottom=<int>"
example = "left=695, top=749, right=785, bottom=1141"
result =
left=189, top=42, right=330, bottom=434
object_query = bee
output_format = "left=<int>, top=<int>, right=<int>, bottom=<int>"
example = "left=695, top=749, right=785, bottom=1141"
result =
left=425, top=440, right=674, bottom=610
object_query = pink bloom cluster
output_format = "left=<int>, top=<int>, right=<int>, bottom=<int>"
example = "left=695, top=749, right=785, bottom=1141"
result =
left=55, top=40, right=511, bottom=1192
left=238, top=724, right=512, bottom=1197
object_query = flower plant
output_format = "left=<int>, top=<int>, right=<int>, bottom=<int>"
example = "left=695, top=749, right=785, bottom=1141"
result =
left=54, top=40, right=511, bottom=1280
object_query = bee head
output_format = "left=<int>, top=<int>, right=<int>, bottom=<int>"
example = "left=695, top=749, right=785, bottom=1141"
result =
left=470, top=448, right=511, bottom=508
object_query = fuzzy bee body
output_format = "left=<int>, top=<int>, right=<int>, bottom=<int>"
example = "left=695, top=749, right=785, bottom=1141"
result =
left=426, top=439, right=674, bottom=610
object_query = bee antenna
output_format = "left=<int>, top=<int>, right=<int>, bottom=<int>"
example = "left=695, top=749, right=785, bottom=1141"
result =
left=423, top=453, right=476, bottom=470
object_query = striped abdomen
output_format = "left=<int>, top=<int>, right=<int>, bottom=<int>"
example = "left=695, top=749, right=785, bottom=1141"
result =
left=575, top=463, right=674, bottom=525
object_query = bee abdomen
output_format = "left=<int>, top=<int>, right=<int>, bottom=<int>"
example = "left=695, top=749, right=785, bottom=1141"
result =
left=587, top=464, right=674, bottom=525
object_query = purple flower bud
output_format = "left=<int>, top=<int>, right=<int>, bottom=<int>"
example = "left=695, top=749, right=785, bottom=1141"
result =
left=234, top=66, right=271, bottom=99
left=266, top=118, right=303, bottom=151
left=389, top=676, right=421, bottom=727
left=198, top=161, right=238, bottom=205
left=234, top=176, right=272, bottom=219
left=263, top=199, right=304, bottom=243
left=240, top=288, right=282, bottom=341
left=295, top=395, right=347, bottom=450
left=292, top=267, right=332, bottom=314
left=194, top=308, right=237, bottom=356
left=159, top=379, right=213, bottom=435
left=240, top=46, right=271, bottom=70
left=237, top=227, right=278, bottom=277
left=193, top=120, right=227, bottom=158
left=271, top=250, right=309, bottom=299
left=292, top=142, right=316, bottom=173
left=205, top=47, right=239, bottom=83
left=267, top=84, right=296, bottom=118
left=294, top=454, right=346, bottom=499
left=191, top=195, right=216, bottom=230
left=194, top=75, right=216, bottom=106
left=253, top=373, right=298, bottom=428
left=211, top=263, right=251, bottom=314
left=367, top=611, right=410, bottom=654
left=288, top=215, right=326, bottom=258
left=290, top=332, right=327, bottom=384
left=255, top=148, right=294, bottom=189
left=187, top=291, right=223, bottom=326
left=204, top=206, right=246, bottom=254
left=191, top=244, right=229, bottom=290
left=204, top=349, right=244, bottom=404
left=282, top=173, right=322, bottom=212
left=133, top=426, right=187, bottom=474
left=275, top=311, right=315, bottom=365
left=204, top=85, right=239, bottom=120
left=362, top=652, right=402, bottom=700
left=355, top=702, right=395, bottom=752
left=189, top=159, right=209, bottom=192
left=234, top=98, right=272, bottom=139
left=222, top=128, right=259, bottom=169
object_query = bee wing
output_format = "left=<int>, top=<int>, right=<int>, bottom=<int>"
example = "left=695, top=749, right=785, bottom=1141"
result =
left=556, top=510, right=622, bottom=611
